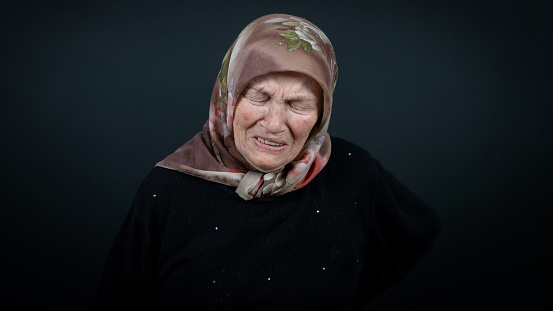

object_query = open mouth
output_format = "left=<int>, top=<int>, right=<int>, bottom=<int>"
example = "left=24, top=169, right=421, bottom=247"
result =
left=256, top=137, right=284, bottom=147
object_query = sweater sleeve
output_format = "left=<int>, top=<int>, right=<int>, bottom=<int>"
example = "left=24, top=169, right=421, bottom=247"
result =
left=363, top=158, right=441, bottom=300
left=94, top=177, right=159, bottom=310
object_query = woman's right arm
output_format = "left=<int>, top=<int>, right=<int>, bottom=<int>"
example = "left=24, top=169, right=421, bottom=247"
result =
left=94, top=179, right=159, bottom=310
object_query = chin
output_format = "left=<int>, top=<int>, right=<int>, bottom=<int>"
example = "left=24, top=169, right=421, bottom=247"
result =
left=253, top=165, right=281, bottom=173
left=250, top=161, right=285, bottom=173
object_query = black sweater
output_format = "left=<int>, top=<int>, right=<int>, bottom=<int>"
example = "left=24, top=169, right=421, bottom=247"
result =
left=95, top=137, right=440, bottom=310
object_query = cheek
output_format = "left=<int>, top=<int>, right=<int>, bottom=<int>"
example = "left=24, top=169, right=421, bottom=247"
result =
left=235, top=114, right=252, bottom=133
left=235, top=103, right=262, bottom=129
left=233, top=104, right=257, bottom=140
left=233, top=105, right=246, bottom=129
left=240, top=114, right=250, bottom=123
left=293, top=115, right=318, bottom=138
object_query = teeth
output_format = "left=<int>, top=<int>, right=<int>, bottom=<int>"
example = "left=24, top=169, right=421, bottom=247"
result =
left=257, top=137, right=283, bottom=147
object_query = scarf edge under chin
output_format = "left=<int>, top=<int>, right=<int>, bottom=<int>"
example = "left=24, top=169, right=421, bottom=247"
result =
left=155, top=134, right=331, bottom=201
left=155, top=160, right=296, bottom=201
left=155, top=161, right=245, bottom=187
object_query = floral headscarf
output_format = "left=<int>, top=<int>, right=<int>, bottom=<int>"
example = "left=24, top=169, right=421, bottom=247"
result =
left=156, top=14, right=338, bottom=200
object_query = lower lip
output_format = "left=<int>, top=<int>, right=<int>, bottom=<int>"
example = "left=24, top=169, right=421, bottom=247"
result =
left=252, top=138, right=287, bottom=151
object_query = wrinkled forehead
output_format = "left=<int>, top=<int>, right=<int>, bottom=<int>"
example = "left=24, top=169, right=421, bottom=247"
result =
left=242, top=72, right=322, bottom=99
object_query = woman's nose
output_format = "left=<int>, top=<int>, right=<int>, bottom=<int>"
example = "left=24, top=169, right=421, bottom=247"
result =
left=260, top=103, right=286, bottom=133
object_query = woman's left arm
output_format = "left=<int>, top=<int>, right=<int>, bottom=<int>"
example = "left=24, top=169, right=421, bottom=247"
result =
left=365, top=158, right=441, bottom=297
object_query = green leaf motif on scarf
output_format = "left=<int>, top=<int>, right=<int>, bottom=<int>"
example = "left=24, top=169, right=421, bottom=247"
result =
left=287, top=38, right=301, bottom=51
left=277, top=32, right=313, bottom=53
left=301, top=41, right=313, bottom=52
left=279, top=31, right=297, bottom=39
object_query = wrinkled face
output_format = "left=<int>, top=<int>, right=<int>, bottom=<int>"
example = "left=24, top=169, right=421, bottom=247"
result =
left=233, top=72, right=322, bottom=173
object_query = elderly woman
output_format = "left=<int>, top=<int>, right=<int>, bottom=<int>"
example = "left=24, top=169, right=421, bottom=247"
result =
left=95, top=14, right=440, bottom=310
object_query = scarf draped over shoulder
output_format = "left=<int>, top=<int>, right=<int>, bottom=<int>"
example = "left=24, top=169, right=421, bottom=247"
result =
left=157, top=14, right=338, bottom=200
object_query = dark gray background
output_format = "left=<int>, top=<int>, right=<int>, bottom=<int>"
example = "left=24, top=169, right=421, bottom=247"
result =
left=2, top=0, right=551, bottom=310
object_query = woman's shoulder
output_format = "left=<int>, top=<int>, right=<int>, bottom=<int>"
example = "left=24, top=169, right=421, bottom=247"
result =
left=143, top=165, right=194, bottom=186
left=318, top=136, right=382, bottom=190
left=128, top=166, right=216, bottom=219
left=327, top=136, right=378, bottom=171
left=134, top=166, right=208, bottom=201
left=329, top=136, right=372, bottom=157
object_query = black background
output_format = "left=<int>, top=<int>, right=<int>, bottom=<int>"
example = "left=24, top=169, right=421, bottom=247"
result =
left=1, top=0, right=552, bottom=310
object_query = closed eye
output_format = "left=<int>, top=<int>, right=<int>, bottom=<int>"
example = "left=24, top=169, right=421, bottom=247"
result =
left=242, top=88, right=270, bottom=103
left=288, top=100, right=318, bottom=112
